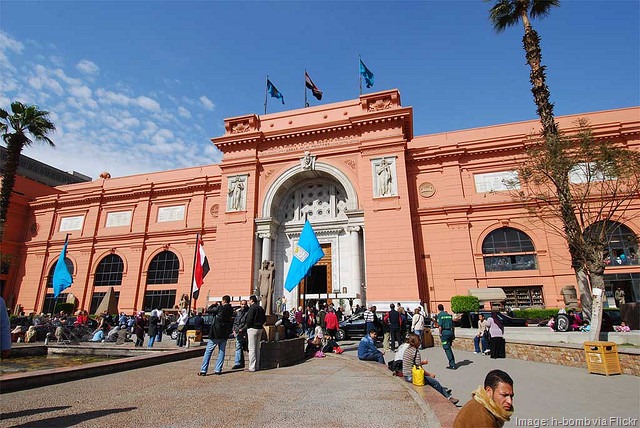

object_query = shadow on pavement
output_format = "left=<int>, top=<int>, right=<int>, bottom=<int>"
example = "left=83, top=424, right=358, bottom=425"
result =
left=1, top=406, right=72, bottom=421
left=7, top=407, right=137, bottom=427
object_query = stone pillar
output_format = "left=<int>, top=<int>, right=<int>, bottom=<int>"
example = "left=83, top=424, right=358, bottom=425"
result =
left=260, top=232, right=272, bottom=264
left=347, top=226, right=361, bottom=296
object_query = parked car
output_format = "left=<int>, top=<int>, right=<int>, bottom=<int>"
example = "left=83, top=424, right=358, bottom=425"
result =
left=468, top=311, right=528, bottom=328
left=335, top=312, right=385, bottom=341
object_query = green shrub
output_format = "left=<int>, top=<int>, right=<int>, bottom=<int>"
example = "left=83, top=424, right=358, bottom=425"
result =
left=451, top=295, right=480, bottom=313
left=512, top=308, right=558, bottom=322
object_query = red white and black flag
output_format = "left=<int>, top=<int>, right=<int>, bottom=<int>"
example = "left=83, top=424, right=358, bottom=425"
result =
left=305, top=71, right=323, bottom=100
left=192, top=238, right=210, bottom=300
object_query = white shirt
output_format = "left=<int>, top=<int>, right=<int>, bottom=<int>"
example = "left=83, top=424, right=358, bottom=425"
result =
left=395, top=342, right=410, bottom=361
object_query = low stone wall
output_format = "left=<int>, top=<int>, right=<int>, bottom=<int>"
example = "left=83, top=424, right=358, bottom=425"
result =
left=434, top=336, right=640, bottom=376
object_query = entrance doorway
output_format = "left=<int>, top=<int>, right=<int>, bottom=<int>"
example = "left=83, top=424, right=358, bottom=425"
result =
left=299, top=244, right=332, bottom=309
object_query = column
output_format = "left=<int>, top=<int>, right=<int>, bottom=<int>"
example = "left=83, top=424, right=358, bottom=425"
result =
left=347, top=226, right=361, bottom=296
left=260, top=232, right=272, bottom=263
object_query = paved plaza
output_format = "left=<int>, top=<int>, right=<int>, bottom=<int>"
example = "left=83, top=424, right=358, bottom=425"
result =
left=1, top=337, right=638, bottom=427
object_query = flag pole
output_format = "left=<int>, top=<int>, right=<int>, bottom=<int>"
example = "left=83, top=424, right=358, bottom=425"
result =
left=188, top=233, right=200, bottom=316
left=359, top=55, right=363, bottom=96
left=304, top=69, right=308, bottom=108
left=264, top=75, right=269, bottom=115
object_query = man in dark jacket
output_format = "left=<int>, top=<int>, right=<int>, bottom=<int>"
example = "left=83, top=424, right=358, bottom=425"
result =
left=246, top=295, right=266, bottom=372
left=232, top=299, right=249, bottom=369
left=387, top=303, right=402, bottom=351
left=198, top=295, right=234, bottom=376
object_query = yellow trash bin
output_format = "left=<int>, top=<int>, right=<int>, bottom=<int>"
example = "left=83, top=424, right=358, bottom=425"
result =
left=583, top=341, right=621, bottom=376
left=187, top=330, right=202, bottom=345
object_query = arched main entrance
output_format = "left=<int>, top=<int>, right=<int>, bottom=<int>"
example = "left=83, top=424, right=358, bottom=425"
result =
left=256, top=161, right=364, bottom=311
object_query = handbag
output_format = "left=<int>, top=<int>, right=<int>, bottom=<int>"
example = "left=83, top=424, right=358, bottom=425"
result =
left=411, top=349, right=425, bottom=386
left=177, top=324, right=185, bottom=332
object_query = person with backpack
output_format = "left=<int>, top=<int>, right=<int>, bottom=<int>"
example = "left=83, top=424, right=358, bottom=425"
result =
left=198, top=295, right=234, bottom=376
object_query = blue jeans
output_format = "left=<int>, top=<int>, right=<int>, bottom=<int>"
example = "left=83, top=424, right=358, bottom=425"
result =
left=474, top=335, right=489, bottom=353
left=360, top=352, right=385, bottom=364
left=200, top=338, right=227, bottom=374
left=405, top=375, right=450, bottom=398
left=147, top=335, right=156, bottom=348
left=234, top=335, right=245, bottom=366
left=155, top=329, right=163, bottom=342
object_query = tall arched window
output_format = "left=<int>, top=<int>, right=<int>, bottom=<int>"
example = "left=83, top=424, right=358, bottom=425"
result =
left=585, top=221, right=639, bottom=266
left=43, top=258, right=74, bottom=314
left=147, top=251, right=180, bottom=284
left=482, top=227, right=538, bottom=272
left=94, top=254, right=124, bottom=286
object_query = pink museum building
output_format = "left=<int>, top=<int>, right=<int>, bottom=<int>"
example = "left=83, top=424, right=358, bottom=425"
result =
left=2, top=90, right=639, bottom=315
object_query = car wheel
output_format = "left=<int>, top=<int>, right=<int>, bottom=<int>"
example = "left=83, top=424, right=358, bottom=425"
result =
left=556, top=314, right=570, bottom=332
left=335, top=329, right=346, bottom=341
left=170, top=330, right=178, bottom=340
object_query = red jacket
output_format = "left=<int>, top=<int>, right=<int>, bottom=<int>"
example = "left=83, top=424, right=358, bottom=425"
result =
left=324, top=311, right=339, bottom=330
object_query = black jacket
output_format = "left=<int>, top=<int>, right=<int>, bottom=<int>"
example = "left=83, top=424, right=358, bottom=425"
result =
left=233, top=307, right=249, bottom=334
left=246, top=303, right=266, bottom=329
left=209, top=303, right=234, bottom=339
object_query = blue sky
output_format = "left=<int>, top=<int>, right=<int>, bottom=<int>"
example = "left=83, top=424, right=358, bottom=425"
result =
left=1, top=1, right=638, bottom=179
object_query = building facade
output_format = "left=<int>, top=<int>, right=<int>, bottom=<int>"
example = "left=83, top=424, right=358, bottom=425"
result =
left=3, top=90, right=639, bottom=315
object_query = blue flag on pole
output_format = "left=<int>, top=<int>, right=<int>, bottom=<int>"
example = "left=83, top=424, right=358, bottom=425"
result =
left=359, top=59, right=374, bottom=88
left=53, top=236, right=73, bottom=298
left=267, top=79, right=285, bottom=104
left=284, top=220, right=324, bottom=292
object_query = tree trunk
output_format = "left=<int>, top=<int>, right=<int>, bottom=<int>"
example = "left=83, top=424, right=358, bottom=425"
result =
left=575, top=267, right=592, bottom=318
left=587, top=272, right=605, bottom=341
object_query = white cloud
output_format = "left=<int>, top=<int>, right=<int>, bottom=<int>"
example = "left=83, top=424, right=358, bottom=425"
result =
left=68, top=84, right=92, bottom=99
left=76, top=59, right=99, bottom=75
left=200, top=95, right=214, bottom=110
left=177, top=106, right=191, bottom=118
left=136, top=96, right=160, bottom=112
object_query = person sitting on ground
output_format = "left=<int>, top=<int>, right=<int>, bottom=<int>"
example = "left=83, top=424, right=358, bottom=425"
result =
left=357, top=329, right=385, bottom=364
left=403, top=333, right=458, bottom=404
left=614, top=321, right=631, bottom=332
left=389, top=337, right=410, bottom=376
left=90, top=329, right=105, bottom=342
left=453, top=369, right=514, bottom=428
left=579, top=320, right=591, bottom=332
left=105, top=325, right=120, bottom=342
left=280, top=311, right=298, bottom=339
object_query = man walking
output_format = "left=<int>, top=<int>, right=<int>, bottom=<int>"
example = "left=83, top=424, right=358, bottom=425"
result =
left=387, top=303, right=402, bottom=351
left=437, top=304, right=457, bottom=370
left=232, top=299, right=249, bottom=370
left=246, top=295, right=266, bottom=372
left=358, top=329, right=385, bottom=364
left=453, top=369, right=514, bottom=427
left=198, top=295, right=234, bottom=376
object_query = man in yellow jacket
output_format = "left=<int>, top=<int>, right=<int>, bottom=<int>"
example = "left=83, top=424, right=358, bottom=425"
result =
left=453, top=369, right=514, bottom=428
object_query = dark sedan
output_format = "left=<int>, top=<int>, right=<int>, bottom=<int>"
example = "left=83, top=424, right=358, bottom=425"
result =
left=335, top=312, right=384, bottom=341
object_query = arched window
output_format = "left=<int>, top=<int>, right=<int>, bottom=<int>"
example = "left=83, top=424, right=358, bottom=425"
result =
left=482, top=228, right=538, bottom=272
left=147, top=251, right=180, bottom=284
left=94, top=254, right=124, bottom=286
left=46, top=258, right=75, bottom=288
left=43, top=258, right=74, bottom=314
left=586, top=221, right=639, bottom=266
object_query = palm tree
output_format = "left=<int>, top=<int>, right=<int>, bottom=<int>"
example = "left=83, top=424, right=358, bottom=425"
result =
left=488, top=0, right=560, bottom=138
left=0, top=101, right=56, bottom=240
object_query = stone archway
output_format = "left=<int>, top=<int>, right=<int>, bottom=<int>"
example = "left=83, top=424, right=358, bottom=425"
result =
left=256, top=161, right=364, bottom=312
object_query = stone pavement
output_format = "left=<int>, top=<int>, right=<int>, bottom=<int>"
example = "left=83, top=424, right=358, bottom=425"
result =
left=340, top=340, right=639, bottom=427
left=0, top=347, right=439, bottom=428
left=2, top=336, right=639, bottom=428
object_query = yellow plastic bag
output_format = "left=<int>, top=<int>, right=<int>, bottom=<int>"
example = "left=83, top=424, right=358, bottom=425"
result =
left=412, top=364, right=425, bottom=386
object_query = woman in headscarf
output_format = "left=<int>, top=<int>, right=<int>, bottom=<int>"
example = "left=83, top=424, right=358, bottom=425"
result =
left=147, top=310, right=158, bottom=348
left=176, top=309, right=189, bottom=347
left=134, top=311, right=146, bottom=347
left=486, top=311, right=505, bottom=359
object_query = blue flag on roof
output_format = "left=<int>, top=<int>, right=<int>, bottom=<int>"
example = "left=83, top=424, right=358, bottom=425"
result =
left=284, top=220, right=324, bottom=292
left=359, top=59, right=374, bottom=88
left=53, top=236, right=73, bottom=298
left=267, top=79, right=285, bottom=104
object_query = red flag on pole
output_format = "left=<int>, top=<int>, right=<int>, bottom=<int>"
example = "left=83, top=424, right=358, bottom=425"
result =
left=192, top=239, right=210, bottom=300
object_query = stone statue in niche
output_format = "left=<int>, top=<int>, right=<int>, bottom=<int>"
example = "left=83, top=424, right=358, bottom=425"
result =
left=376, top=159, right=393, bottom=196
left=258, top=260, right=275, bottom=315
left=228, top=176, right=246, bottom=211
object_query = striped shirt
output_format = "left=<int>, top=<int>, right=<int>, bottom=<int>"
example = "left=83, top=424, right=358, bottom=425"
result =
left=363, top=310, right=375, bottom=323
left=402, top=346, right=422, bottom=378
